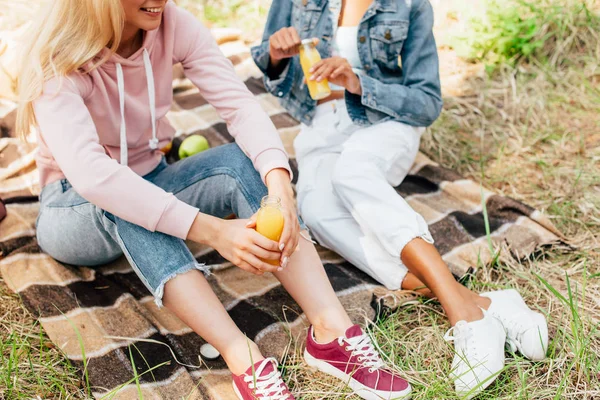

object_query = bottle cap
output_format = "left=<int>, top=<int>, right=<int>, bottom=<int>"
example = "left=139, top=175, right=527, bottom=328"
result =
left=301, top=38, right=316, bottom=45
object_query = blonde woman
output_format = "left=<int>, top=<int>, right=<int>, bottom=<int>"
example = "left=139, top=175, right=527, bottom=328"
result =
left=17, top=0, right=414, bottom=399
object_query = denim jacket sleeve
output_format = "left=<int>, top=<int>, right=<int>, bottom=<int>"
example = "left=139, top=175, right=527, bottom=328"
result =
left=346, top=0, right=442, bottom=127
left=251, top=0, right=297, bottom=98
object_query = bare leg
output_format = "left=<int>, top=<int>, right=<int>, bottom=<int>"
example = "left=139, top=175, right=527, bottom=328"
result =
left=401, top=272, right=434, bottom=298
left=401, top=239, right=491, bottom=326
left=273, top=233, right=354, bottom=343
left=162, top=270, right=263, bottom=375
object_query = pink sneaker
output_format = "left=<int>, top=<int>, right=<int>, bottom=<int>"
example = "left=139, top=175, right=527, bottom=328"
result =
left=232, top=358, right=295, bottom=400
left=304, top=325, right=412, bottom=400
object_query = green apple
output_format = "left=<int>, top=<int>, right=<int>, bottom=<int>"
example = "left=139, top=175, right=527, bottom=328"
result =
left=178, top=135, right=210, bottom=159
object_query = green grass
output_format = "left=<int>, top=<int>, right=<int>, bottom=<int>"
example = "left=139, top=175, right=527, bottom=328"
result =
left=362, top=250, right=599, bottom=399
left=448, top=0, right=600, bottom=70
left=0, top=284, right=84, bottom=399
left=176, top=0, right=273, bottom=39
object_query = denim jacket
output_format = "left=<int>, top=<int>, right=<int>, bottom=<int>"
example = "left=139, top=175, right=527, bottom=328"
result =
left=251, top=0, right=442, bottom=127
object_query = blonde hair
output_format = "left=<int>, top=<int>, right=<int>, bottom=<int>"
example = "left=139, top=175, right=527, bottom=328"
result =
left=16, top=0, right=125, bottom=138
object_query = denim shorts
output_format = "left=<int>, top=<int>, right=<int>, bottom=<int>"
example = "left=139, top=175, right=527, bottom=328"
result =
left=36, top=143, right=304, bottom=306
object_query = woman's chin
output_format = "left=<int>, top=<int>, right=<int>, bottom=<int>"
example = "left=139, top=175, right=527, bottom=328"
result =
left=135, top=21, right=161, bottom=32
left=134, top=12, right=163, bottom=31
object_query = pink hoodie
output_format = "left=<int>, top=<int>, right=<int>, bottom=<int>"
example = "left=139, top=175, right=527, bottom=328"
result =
left=33, top=2, right=291, bottom=240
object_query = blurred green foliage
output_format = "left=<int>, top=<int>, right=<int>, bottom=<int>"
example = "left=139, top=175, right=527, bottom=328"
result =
left=449, top=0, right=600, bottom=71
left=178, top=0, right=271, bottom=38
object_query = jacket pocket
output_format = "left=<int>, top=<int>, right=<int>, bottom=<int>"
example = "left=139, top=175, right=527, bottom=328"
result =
left=369, top=21, right=408, bottom=71
left=292, top=0, right=324, bottom=32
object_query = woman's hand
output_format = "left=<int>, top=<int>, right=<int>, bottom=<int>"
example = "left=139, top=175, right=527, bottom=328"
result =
left=264, top=168, right=300, bottom=268
left=309, top=56, right=362, bottom=95
left=269, top=27, right=302, bottom=63
left=269, top=28, right=320, bottom=67
left=188, top=213, right=282, bottom=275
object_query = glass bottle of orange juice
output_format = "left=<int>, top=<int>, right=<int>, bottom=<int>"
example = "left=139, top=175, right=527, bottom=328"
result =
left=299, top=39, right=332, bottom=100
left=256, top=195, right=285, bottom=265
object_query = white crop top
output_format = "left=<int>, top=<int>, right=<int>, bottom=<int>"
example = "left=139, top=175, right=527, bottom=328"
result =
left=330, top=26, right=363, bottom=91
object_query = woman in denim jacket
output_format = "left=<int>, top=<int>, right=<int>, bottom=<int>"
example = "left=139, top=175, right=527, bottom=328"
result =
left=253, top=0, right=548, bottom=397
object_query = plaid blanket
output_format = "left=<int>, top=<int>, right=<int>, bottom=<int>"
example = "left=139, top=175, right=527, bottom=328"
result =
left=0, top=47, right=562, bottom=398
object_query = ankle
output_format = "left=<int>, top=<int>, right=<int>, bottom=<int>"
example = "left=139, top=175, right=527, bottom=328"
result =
left=310, top=309, right=353, bottom=343
left=447, top=303, right=484, bottom=326
left=415, top=287, right=435, bottom=299
left=457, top=286, right=492, bottom=312
left=220, top=337, right=264, bottom=375
left=474, top=295, right=491, bottom=310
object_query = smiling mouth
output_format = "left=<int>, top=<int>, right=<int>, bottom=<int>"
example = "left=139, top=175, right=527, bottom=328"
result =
left=140, top=7, right=163, bottom=13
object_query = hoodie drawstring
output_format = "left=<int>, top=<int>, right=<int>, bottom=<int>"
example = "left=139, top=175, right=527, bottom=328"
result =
left=143, top=49, right=159, bottom=151
left=116, top=48, right=159, bottom=166
left=116, top=63, right=127, bottom=166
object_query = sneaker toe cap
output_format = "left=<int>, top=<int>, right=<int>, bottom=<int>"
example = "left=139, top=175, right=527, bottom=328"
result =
left=453, top=367, right=500, bottom=399
left=519, top=316, right=548, bottom=360
left=451, top=354, right=505, bottom=398
left=389, top=374, right=411, bottom=392
left=371, top=371, right=411, bottom=392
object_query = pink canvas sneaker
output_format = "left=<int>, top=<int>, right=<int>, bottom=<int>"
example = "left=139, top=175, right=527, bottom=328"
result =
left=232, top=358, right=295, bottom=400
left=304, top=325, right=412, bottom=399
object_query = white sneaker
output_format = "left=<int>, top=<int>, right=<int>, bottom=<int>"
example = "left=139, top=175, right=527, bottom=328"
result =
left=481, top=289, right=548, bottom=361
left=444, top=311, right=506, bottom=399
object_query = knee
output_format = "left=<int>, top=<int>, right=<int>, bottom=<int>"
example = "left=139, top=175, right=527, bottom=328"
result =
left=298, top=190, right=338, bottom=234
left=221, top=144, right=258, bottom=178
left=298, top=192, right=323, bottom=230
left=330, top=158, right=349, bottom=194
left=221, top=143, right=267, bottom=200
left=331, top=152, right=379, bottom=194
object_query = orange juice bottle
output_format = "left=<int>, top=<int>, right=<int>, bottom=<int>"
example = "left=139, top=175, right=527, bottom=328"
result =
left=256, top=195, right=285, bottom=265
left=299, top=39, right=332, bottom=100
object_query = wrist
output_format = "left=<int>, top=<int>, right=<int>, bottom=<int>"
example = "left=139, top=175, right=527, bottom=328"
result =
left=266, top=168, right=291, bottom=186
left=187, top=212, right=221, bottom=246
left=266, top=170, right=293, bottom=198
left=349, top=75, right=363, bottom=95
left=269, top=51, right=283, bottom=67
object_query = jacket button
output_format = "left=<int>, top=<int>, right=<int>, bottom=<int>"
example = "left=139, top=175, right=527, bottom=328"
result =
left=385, top=30, right=392, bottom=40
left=278, top=91, right=284, bottom=97
left=359, top=36, right=366, bottom=43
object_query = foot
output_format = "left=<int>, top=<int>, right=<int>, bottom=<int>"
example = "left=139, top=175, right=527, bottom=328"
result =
left=232, top=358, right=294, bottom=400
left=481, top=289, right=548, bottom=361
left=304, top=325, right=411, bottom=400
left=444, top=311, right=506, bottom=399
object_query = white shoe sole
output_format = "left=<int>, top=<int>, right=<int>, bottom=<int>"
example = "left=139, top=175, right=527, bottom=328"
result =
left=455, top=371, right=501, bottom=400
left=232, top=382, right=243, bottom=399
left=304, top=349, right=412, bottom=400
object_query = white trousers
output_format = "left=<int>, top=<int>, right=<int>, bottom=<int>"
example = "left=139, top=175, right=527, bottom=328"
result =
left=295, top=100, right=434, bottom=290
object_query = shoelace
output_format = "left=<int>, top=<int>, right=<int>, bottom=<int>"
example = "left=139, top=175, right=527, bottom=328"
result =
left=339, top=333, right=385, bottom=373
left=493, top=310, right=529, bottom=352
left=373, top=288, right=420, bottom=309
left=243, top=358, right=291, bottom=400
left=444, top=320, right=475, bottom=357
left=495, top=310, right=528, bottom=338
